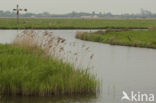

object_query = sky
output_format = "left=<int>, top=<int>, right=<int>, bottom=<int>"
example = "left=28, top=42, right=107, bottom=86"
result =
left=0, top=0, right=156, bottom=14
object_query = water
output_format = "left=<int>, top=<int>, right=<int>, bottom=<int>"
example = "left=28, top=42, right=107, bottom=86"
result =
left=0, top=30, right=156, bottom=103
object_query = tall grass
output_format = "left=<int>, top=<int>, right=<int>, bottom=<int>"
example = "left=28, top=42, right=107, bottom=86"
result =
left=0, top=18, right=156, bottom=29
left=76, top=30, right=156, bottom=49
left=0, top=30, right=99, bottom=96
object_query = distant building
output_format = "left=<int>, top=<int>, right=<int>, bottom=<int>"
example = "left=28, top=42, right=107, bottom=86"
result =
left=81, top=15, right=99, bottom=18
left=92, top=15, right=99, bottom=18
left=81, top=16, right=92, bottom=18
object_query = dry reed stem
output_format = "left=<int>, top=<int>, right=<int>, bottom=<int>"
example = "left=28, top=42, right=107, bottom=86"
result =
left=13, top=30, right=94, bottom=69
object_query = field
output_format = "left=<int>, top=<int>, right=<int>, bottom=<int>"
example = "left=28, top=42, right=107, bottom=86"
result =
left=0, top=31, right=99, bottom=96
left=76, top=30, right=156, bottom=49
left=0, top=18, right=156, bottom=29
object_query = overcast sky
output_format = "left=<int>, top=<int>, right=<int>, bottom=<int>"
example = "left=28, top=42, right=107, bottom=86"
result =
left=0, top=0, right=156, bottom=14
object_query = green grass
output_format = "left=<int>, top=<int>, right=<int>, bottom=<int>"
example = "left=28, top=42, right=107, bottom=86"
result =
left=0, top=18, right=156, bottom=29
left=0, top=44, right=98, bottom=96
left=76, top=30, right=156, bottom=49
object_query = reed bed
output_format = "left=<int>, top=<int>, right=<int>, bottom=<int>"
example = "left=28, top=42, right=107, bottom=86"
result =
left=76, top=30, right=156, bottom=49
left=0, top=30, right=99, bottom=96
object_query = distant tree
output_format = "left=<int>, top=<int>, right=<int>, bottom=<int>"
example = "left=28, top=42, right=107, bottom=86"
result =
left=92, top=11, right=95, bottom=16
left=0, top=9, right=156, bottom=18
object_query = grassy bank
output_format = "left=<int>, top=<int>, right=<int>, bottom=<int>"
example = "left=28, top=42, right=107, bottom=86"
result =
left=0, top=31, right=99, bottom=96
left=76, top=30, right=156, bottom=49
left=0, top=44, right=98, bottom=96
left=0, top=18, right=156, bottom=29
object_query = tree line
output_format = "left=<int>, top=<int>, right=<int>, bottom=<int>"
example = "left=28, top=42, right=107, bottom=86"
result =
left=0, top=9, right=156, bottom=18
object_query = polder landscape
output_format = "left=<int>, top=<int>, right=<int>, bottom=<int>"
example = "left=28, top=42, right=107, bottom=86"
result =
left=0, top=0, right=156, bottom=103
left=1, top=18, right=156, bottom=48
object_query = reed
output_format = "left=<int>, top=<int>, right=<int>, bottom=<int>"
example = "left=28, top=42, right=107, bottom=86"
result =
left=76, top=30, right=156, bottom=49
left=0, top=30, right=99, bottom=96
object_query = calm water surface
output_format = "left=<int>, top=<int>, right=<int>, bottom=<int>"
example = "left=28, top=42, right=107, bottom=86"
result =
left=0, top=30, right=156, bottom=103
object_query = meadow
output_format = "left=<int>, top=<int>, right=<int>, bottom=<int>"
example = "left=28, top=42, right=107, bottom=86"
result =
left=0, top=30, right=99, bottom=96
left=0, top=18, right=156, bottom=29
left=76, top=30, right=156, bottom=49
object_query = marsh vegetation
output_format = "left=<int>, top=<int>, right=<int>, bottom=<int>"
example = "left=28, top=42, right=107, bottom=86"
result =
left=0, top=30, right=99, bottom=96
left=76, top=29, right=156, bottom=49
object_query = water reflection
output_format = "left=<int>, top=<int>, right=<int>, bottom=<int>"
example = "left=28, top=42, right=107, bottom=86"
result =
left=1, top=95, right=97, bottom=103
